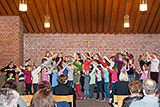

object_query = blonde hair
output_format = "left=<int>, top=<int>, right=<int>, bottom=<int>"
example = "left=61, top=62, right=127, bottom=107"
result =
left=43, top=51, right=50, bottom=58
left=119, top=71, right=128, bottom=81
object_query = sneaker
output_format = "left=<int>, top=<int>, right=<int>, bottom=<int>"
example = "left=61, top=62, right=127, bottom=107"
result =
left=101, top=98, right=105, bottom=102
left=84, top=97, right=86, bottom=100
left=95, top=98, right=99, bottom=101
left=80, top=97, right=83, bottom=100
left=105, top=98, right=109, bottom=100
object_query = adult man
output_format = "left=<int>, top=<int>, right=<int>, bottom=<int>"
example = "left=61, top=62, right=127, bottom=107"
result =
left=130, top=78, right=159, bottom=107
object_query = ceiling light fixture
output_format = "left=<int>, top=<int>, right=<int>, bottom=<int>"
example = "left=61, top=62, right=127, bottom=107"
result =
left=44, top=0, right=50, bottom=28
left=124, top=0, right=129, bottom=28
left=19, top=0, right=27, bottom=11
left=140, top=0, right=147, bottom=11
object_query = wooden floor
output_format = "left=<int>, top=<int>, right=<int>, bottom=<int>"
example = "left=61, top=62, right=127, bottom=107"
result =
left=76, top=99, right=110, bottom=107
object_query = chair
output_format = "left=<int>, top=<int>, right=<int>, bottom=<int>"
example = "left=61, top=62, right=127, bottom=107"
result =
left=53, top=95, right=73, bottom=107
left=20, top=95, right=33, bottom=106
left=113, top=95, right=129, bottom=107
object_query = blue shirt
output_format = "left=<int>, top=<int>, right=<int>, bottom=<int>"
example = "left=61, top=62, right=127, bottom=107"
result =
left=51, top=70, right=58, bottom=87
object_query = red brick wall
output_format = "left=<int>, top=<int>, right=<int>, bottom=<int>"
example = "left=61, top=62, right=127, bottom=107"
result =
left=24, top=33, right=160, bottom=67
left=0, top=16, right=23, bottom=69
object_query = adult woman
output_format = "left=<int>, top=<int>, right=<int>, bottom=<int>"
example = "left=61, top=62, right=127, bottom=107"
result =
left=110, top=71, right=130, bottom=98
left=30, top=89, right=55, bottom=107
left=110, top=71, right=130, bottom=107
left=54, top=74, right=76, bottom=107
left=122, top=80, right=143, bottom=107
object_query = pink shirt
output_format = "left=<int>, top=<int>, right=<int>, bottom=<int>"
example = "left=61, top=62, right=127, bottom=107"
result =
left=108, top=68, right=117, bottom=83
left=140, top=70, right=148, bottom=80
left=42, top=70, right=52, bottom=82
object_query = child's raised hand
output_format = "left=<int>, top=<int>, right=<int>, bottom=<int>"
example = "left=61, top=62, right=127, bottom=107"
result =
left=59, top=58, right=62, bottom=61
left=19, top=66, right=23, bottom=69
left=50, top=51, right=54, bottom=56
left=146, top=52, right=149, bottom=55
left=25, top=62, right=29, bottom=66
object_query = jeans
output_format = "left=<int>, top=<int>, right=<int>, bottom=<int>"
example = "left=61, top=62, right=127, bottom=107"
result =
left=33, top=83, right=38, bottom=94
left=26, top=83, right=32, bottom=95
left=67, top=81, right=73, bottom=88
left=111, top=82, right=115, bottom=89
left=128, top=74, right=134, bottom=82
left=104, top=82, right=110, bottom=98
left=52, top=87, right=55, bottom=94
left=84, top=89, right=89, bottom=98
left=96, top=81, right=105, bottom=99
left=75, top=84, right=82, bottom=98
left=89, top=84, right=95, bottom=99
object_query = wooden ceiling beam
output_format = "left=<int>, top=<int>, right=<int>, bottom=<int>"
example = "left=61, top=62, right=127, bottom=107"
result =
left=34, top=0, right=51, bottom=33
left=77, top=0, right=85, bottom=33
left=97, top=0, right=105, bottom=33
left=131, top=12, right=142, bottom=33
left=61, top=0, right=73, bottom=33
left=144, top=0, right=160, bottom=33
left=103, top=0, right=112, bottom=33
left=91, top=0, right=98, bottom=33
left=138, top=0, right=154, bottom=33
left=1, top=0, right=14, bottom=15
left=14, top=0, right=34, bottom=33
left=23, top=25, right=28, bottom=33
left=126, top=0, right=139, bottom=33
left=155, top=22, right=160, bottom=33
left=55, top=0, right=67, bottom=33
left=69, top=0, right=79, bottom=33
left=30, top=0, right=46, bottom=33
left=115, top=0, right=126, bottom=34
left=50, top=0, right=62, bottom=33
left=0, top=2, right=8, bottom=15
left=149, top=4, right=160, bottom=33
left=6, top=0, right=28, bottom=32
left=26, top=2, right=40, bottom=33
left=110, top=0, right=119, bottom=33
left=84, top=0, right=91, bottom=33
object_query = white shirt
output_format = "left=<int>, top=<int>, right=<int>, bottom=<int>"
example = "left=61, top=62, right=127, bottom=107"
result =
left=150, top=58, right=159, bottom=72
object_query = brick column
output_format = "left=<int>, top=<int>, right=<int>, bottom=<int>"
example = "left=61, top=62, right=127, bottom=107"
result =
left=0, top=16, right=23, bottom=68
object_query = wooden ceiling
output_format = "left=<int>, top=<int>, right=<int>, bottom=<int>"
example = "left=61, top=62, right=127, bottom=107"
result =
left=0, top=0, right=159, bottom=34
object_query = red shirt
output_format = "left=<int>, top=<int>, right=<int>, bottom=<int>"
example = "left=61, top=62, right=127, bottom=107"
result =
left=23, top=70, right=32, bottom=84
left=84, top=59, right=95, bottom=72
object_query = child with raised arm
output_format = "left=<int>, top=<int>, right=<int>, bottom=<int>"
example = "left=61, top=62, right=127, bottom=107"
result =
left=32, top=54, right=56, bottom=94
left=89, top=64, right=96, bottom=100
left=73, top=67, right=83, bottom=99
left=83, top=70, right=91, bottom=100
left=65, top=63, right=74, bottom=88
left=107, top=66, right=118, bottom=89
left=140, top=64, right=148, bottom=83
left=42, top=67, right=52, bottom=83
left=23, top=65, right=32, bottom=95
left=100, top=64, right=110, bottom=100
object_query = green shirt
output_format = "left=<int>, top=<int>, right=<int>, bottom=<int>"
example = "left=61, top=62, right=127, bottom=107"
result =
left=73, top=61, right=83, bottom=71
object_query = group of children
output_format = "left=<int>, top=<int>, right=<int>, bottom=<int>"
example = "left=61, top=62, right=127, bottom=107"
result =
left=0, top=49, right=159, bottom=101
